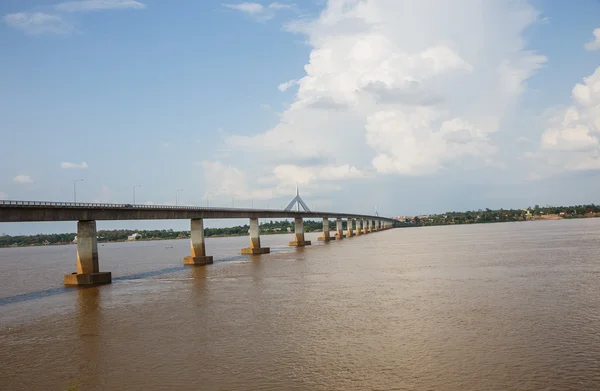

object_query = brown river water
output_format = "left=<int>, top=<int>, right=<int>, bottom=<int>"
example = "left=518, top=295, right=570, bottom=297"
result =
left=1, top=220, right=600, bottom=390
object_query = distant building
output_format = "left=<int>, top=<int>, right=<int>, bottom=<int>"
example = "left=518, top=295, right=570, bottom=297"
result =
left=127, top=233, right=142, bottom=241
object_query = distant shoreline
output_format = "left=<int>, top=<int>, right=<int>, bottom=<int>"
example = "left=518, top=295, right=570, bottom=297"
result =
left=0, top=230, right=297, bottom=248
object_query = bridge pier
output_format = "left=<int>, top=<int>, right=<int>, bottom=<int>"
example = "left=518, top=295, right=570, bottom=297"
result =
left=184, top=218, right=213, bottom=265
left=368, top=219, right=373, bottom=233
left=290, top=217, right=311, bottom=246
left=64, top=220, right=111, bottom=286
left=346, top=218, right=353, bottom=237
left=334, top=217, right=344, bottom=239
left=355, top=219, right=362, bottom=236
left=362, top=218, right=368, bottom=234
left=318, top=217, right=334, bottom=241
left=241, top=217, right=270, bottom=255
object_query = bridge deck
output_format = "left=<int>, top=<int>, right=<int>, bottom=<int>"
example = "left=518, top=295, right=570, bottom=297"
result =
left=0, top=201, right=392, bottom=223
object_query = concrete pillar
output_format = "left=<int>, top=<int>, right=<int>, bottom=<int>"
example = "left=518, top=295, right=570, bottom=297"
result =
left=362, top=219, right=368, bottom=234
left=368, top=219, right=373, bottom=233
left=346, top=218, right=353, bottom=237
left=318, top=217, right=334, bottom=241
left=241, top=217, right=270, bottom=254
left=184, top=218, right=213, bottom=265
left=64, top=220, right=111, bottom=285
left=355, top=219, right=362, bottom=236
left=334, top=217, right=344, bottom=239
left=290, top=217, right=312, bottom=246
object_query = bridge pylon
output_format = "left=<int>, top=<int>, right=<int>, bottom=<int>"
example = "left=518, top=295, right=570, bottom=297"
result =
left=284, top=186, right=310, bottom=212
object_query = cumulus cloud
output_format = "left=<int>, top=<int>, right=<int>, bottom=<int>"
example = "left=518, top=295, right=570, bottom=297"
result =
left=533, top=66, right=600, bottom=171
left=56, top=0, right=146, bottom=12
left=60, top=161, right=88, bottom=169
left=226, top=0, right=546, bottom=178
left=584, top=28, right=600, bottom=51
left=202, top=161, right=281, bottom=201
left=3, top=12, right=74, bottom=35
left=13, top=175, right=33, bottom=184
left=271, top=163, right=364, bottom=186
left=278, top=79, right=297, bottom=91
left=223, top=2, right=293, bottom=21
left=201, top=161, right=361, bottom=201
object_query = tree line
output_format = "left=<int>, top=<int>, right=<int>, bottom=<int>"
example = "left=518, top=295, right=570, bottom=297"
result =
left=398, top=204, right=600, bottom=227
left=0, top=219, right=336, bottom=247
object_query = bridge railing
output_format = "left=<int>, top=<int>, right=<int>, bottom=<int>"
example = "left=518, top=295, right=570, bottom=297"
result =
left=0, top=200, right=284, bottom=211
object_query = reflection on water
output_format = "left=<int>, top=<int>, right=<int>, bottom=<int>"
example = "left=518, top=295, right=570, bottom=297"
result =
left=2, top=222, right=600, bottom=390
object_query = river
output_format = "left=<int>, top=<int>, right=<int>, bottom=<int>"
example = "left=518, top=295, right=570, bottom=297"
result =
left=1, top=219, right=600, bottom=390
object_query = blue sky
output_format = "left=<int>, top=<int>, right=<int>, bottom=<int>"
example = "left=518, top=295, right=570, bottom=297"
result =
left=1, top=0, right=600, bottom=235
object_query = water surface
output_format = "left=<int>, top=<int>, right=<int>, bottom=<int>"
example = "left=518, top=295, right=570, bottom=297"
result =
left=2, top=221, right=600, bottom=390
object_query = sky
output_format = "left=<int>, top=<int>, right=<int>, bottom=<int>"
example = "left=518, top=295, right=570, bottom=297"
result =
left=1, top=0, right=600, bottom=235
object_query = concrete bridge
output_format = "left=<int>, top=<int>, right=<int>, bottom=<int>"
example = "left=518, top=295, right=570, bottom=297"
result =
left=0, top=200, right=395, bottom=286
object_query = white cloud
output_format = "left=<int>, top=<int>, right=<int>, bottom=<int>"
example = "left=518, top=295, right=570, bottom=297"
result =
left=278, top=79, right=297, bottom=91
left=268, top=2, right=292, bottom=10
left=533, top=66, right=600, bottom=171
left=202, top=161, right=281, bottom=201
left=201, top=161, right=360, bottom=201
left=13, top=175, right=33, bottom=184
left=226, top=0, right=546, bottom=177
left=60, top=161, right=88, bottom=169
left=223, top=2, right=293, bottom=20
left=584, top=28, right=600, bottom=51
left=56, top=0, right=146, bottom=12
left=367, top=112, right=496, bottom=175
left=223, top=2, right=264, bottom=14
left=3, top=12, right=74, bottom=36
left=271, top=163, right=364, bottom=187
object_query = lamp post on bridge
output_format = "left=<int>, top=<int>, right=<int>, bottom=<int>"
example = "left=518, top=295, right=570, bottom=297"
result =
left=176, top=189, right=183, bottom=206
left=206, top=192, right=213, bottom=207
left=132, top=185, right=142, bottom=204
left=73, top=179, right=83, bottom=203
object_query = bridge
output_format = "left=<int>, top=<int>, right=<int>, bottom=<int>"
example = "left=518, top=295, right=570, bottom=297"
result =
left=0, top=200, right=395, bottom=286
